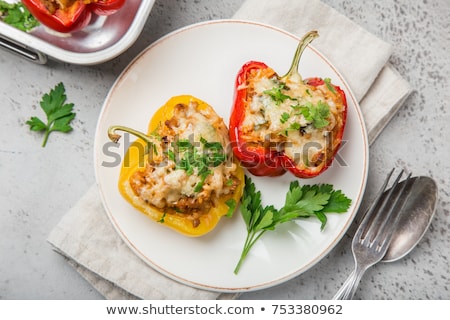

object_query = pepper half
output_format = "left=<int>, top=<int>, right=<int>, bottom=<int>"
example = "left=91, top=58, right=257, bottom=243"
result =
left=108, top=95, right=245, bottom=237
left=229, top=31, right=347, bottom=178
left=22, top=0, right=125, bottom=33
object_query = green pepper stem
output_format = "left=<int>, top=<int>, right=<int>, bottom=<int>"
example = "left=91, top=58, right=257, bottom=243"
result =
left=281, top=30, right=319, bottom=81
left=108, top=125, right=154, bottom=145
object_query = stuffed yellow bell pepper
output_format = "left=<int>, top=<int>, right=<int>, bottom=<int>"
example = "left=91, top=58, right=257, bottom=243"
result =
left=108, top=95, right=244, bottom=237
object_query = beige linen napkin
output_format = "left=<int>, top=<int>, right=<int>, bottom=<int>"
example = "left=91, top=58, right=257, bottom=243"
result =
left=48, top=0, right=411, bottom=300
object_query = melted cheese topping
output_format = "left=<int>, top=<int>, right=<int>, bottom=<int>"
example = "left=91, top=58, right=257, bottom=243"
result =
left=129, top=101, right=240, bottom=222
left=241, top=68, right=345, bottom=169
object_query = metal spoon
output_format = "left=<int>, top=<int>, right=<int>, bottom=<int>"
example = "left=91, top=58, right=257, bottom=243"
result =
left=332, top=175, right=437, bottom=300
left=382, top=175, right=438, bottom=262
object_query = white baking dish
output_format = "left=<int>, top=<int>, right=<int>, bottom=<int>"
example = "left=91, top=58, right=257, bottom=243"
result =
left=0, top=0, right=155, bottom=65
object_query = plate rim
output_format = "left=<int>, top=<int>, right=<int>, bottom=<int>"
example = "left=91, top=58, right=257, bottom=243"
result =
left=94, top=19, right=369, bottom=292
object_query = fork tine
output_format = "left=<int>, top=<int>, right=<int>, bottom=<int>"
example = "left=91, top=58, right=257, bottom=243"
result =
left=373, top=172, right=413, bottom=250
left=353, top=168, right=395, bottom=240
left=362, top=169, right=405, bottom=243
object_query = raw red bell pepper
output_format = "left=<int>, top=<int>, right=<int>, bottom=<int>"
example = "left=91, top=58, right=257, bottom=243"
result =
left=229, top=31, right=348, bottom=178
left=22, top=0, right=125, bottom=33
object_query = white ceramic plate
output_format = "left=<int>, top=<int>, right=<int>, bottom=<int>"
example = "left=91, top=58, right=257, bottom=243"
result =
left=94, top=20, right=368, bottom=292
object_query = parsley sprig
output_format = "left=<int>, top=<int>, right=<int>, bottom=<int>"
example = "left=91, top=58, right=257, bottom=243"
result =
left=234, top=175, right=351, bottom=274
left=0, top=0, right=39, bottom=32
left=26, top=83, right=76, bottom=147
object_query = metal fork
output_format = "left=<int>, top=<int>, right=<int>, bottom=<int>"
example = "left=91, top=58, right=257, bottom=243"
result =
left=333, top=168, right=413, bottom=299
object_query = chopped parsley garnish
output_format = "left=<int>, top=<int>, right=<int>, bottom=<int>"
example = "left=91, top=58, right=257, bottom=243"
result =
left=0, top=0, right=39, bottom=32
left=288, top=122, right=301, bottom=131
left=158, top=212, right=166, bottom=223
left=225, top=199, right=237, bottom=217
left=193, top=169, right=212, bottom=193
left=309, top=101, right=330, bottom=128
left=277, top=100, right=331, bottom=136
left=225, top=179, right=235, bottom=187
left=324, top=78, right=337, bottom=94
left=171, top=136, right=226, bottom=192
left=291, top=101, right=330, bottom=129
left=263, top=83, right=293, bottom=105
left=280, top=112, right=290, bottom=124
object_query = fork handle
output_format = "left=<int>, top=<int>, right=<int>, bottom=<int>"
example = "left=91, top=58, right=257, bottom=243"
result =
left=333, top=265, right=368, bottom=300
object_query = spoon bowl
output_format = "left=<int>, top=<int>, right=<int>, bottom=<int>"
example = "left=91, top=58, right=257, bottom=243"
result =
left=382, top=176, right=437, bottom=262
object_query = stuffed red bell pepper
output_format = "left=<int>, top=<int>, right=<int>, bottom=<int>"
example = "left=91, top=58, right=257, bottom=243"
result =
left=22, top=0, right=125, bottom=33
left=229, top=31, right=347, bottom=178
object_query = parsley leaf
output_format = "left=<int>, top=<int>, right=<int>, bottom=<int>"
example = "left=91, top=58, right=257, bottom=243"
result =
left=225, top=199, right=237, bottom=218
left=263, top=83, right=293, bottom=105
left=26, top=82, right=76, bottom=147
left=292, top=101, right=330, bottom=129
left=288, top=122, right=301, bottom=131
left=280, top=112, right=290, bottom=124
left=310, top=101, right=330, bottom=128
left=323, top=189, right=353, bottom=213
left=324, top=78, right=337, bottom=94
left=171, top=136, right=226, bottom=193
left=0, top=0, right=39, bottom=32
left=234, top=176, right=351, bottom=274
